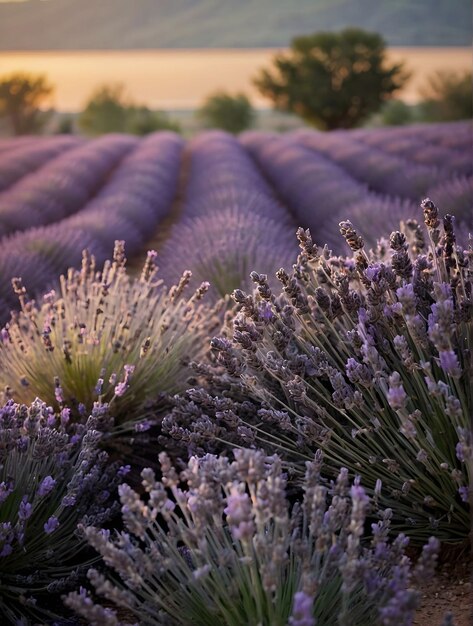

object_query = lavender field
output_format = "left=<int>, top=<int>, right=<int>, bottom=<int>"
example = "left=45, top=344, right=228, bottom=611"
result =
left=0, top=121, right=471, bottom=319
left=0, top=120, right=472, bottom=625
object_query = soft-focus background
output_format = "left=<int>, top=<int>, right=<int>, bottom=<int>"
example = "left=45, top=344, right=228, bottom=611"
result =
left=0, top=0, right=471, bottom=136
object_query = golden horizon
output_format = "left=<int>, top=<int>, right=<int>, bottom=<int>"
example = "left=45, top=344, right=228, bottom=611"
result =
left=0, top=47, right=470, bottom=111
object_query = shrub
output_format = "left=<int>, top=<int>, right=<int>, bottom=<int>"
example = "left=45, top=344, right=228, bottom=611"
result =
left=66, top=449, right=438, bottom=626
left=197, top=91, right=254, bottom=134
left=0, top=242, right=214, bottom=432
left=162, top=200, right=472, bottom=543
left=419, top=71, right=473, bottom=122
left=0, top=398, right=122, bottom=624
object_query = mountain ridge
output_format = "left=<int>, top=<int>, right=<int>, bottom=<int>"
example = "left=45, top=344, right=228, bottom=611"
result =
left=0, top=0, right=470, bottom=50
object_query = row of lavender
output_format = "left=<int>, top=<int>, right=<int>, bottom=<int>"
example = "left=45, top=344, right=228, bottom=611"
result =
left=240, top=120, right=471, bottom=253
left=0, top=133, right=183, bottom=316
left=157, top=130, right=297, bottom=299
left=0, top=120, right=471, bottom=319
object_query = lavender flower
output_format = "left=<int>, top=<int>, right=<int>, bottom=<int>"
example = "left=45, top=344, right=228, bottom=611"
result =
left=163, top=201, right=471, bottom=542
left=0, top=398, right=122, bottom=623
left=67, top=451, right=436, bottom=626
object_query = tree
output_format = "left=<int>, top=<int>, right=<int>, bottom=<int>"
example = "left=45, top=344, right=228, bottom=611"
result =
left=419, top=70, right=472, bottom=122
left=78, top=84, right=180, bottom=136
left=197, top=91, right=254, bottom=133
left=0, top=73, right=53, bottom=135
left=78, top=84, right=130, bottom=135
left=254, top=28, right=409, bottom=130
left=127, top=106, right=180, bottom=135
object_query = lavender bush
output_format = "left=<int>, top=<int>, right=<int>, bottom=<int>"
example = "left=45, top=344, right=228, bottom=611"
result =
left=66, top=449, right=438, bottom=626
left=0, top=398, right=122, bottom=624
left=0, top=241, right=214, bottom=432
left=162, top=199, right=472, bottom=542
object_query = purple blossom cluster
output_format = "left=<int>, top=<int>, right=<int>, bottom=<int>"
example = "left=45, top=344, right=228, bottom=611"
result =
left=65, top=450, right=439, bottom=626
left=0, top=398, right=122, bottom=624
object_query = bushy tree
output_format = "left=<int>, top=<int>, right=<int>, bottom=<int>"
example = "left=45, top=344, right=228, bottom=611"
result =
left=254, top=28, right=408, bottom=130
left=197, top=91, right=254, bottom=133
left=420, top=71, right=472, bottom=122
left=78, top=83, right=180, bottom=135
left=0, top=72, right=53, bottom=135
left=127, top=105, right=180, bottom=135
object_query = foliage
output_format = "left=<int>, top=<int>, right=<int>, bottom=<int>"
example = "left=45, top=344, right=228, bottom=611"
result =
left=127, top=106, right=180, bottom=135
left=376, top=100, right=415, bottom=127
left=0, top=242, right=213, bottom=432
left=197, top=91, right=254, bottom=133
left=0, top=72, right=54, bottom=136
left=66, top=449, right=438, bottom=626
left=254, top=28, right=408, bottom=130
left=162, top=200, right=472, bottom=543
left=419, top=71, right=473, bottom=122
left=78, top=83, right=180, bottom=136
left=0, top=398, right=122, bottom=624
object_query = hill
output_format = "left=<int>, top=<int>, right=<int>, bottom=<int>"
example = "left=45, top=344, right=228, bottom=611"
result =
left=0, top=0, right=470, bottom=49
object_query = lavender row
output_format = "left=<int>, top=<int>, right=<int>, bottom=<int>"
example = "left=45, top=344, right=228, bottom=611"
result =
left=158, top=131, right=297, bottom=299
left=0, top=135, right=137, bottom=240
left=290, top=129, right=446, bottom=200
left=241, top=133, right=423, bottom=253
left=349, top=122, right=472, bottom=176
left=0, top=132, right=184, bottom=320
left=0, top=136, right=82, bottom=192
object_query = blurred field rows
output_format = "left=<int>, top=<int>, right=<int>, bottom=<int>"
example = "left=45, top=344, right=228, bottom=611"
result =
left=0, top=120, right=471, bottom=321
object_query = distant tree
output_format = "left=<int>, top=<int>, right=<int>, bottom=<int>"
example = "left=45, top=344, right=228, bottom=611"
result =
left=79, top=84, right=180, bottom=135
left=254, top=28, right=409, bottom=130
left=197, top=92, right=254, bottom=133
left=0, top=73, right=53, bottom=135
left=127, top=106, right=181, bottom=135
left=379, top=99, right=415, bottom=126
left=78, top=84, right=130, bottom=135
left=56, top=115, right=75, bottom=134
left=419, top=70, right=472, bottom=122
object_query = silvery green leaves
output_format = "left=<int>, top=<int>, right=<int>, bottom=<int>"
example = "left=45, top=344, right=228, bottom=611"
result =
left=0, top=240, right=213, bottom=434
left=66, top=450, right=438, bottom=626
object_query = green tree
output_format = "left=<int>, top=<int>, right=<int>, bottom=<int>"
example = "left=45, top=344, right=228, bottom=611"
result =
left=254, top=28, right=409, bottom=130
left=78, top=84, right=129, bottom=135
left=78, top=84, right=180, bottom=136
left=127, top=106, right=180, bottom=135
left=419, top=70, right=472, bottom=122
left=0, top=73, right=53, bottom=135
left=197, top=91, right=254, bottom=133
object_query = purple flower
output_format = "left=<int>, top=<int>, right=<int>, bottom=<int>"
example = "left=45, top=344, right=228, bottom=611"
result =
left=38, top=476, right=56, bottom=497
left=289, top=591, right=315, bottom=626
left=114, top=382, right=128, bottom=398
left=0, top=481, right=13, bottom=504
left=0, top=543, right=13, bottom=558
left=387, top=377, right=407, bottom=410
left=18, top=497, right=33, bottom=521
left=458, top=486, right=469, bottom=503
left=439, top=350, right=462, bottom=378
left=44, top=516, right=60, bottom=534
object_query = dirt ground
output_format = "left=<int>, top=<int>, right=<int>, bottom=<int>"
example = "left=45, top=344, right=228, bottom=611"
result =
left=413, top=559, right=472, bottom=626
